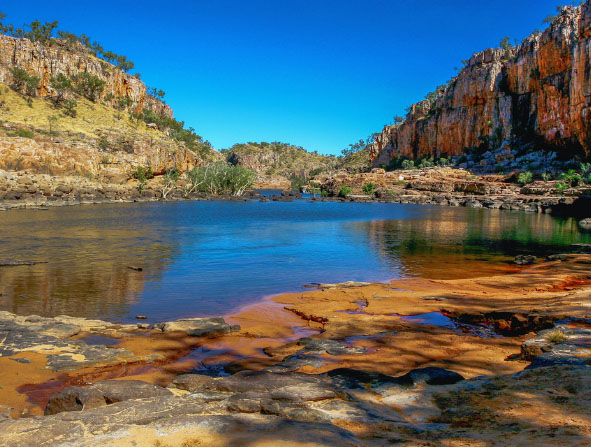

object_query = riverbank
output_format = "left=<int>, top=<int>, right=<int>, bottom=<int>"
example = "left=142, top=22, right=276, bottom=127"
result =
left=1, top=254, right=590, bottom=445
left=2, top=167, right=591, bottom=218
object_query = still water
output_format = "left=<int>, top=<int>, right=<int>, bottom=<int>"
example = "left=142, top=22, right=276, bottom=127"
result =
left=0, top=199, right=589, bottom=322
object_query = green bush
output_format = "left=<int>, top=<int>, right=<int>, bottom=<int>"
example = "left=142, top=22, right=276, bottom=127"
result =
left=63, top=99, right=77, bottom=117
left=9, top=129, right=35, bottom=139
left=289, top=175, right=307, bottom=191
left=133, top=165, right=154, bottom=182
left=185, top=163, right=255, bottom=196
left=161, top=167, right=180, bottom=199
left=517, top=171, right=534, bottom=186
left=10, top=68, right=40, bottom=96
left=580, top=163, right=591, bottom=179
left=556, top=182, right=569, bottom=195
left=541, top=172, right=552, bottom=182
left=321, top=189, right=329, bottom=197
left=362, top=182, right=375, bottom=196
left=401, top=159, right=415, bottom=170
left=72, top=72, right=105, bottom=101
left=50, top=73, right=72, bottom=103
left=338, top=186, right=352, bottom=198
left=559, top=169, right=583, bottom=187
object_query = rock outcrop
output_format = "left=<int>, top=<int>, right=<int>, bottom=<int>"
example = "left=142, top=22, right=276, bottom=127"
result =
left=0, top=34, right=171, bottom=118
left=373, top=3, right=591, bottom=166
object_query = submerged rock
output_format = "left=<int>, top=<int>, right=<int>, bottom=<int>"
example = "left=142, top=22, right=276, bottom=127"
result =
left=514, top=255, right=537, bottom=265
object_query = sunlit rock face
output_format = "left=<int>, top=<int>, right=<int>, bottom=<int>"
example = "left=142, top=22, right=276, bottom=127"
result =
left=372, top=3, right=591, bottom=166
left=0, top=34, right=171, bottom=118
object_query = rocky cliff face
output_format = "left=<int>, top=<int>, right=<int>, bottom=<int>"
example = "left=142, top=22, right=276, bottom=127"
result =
left=0, top=34, right=171, bottom=118
left=373, top=3, right=591, bottom=166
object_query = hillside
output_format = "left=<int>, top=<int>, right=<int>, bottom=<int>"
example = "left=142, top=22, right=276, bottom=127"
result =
left=372, top=3, right=591, bottom=170
left=0, top=16, right=218, bottom=183
left=223, top=142, right=339, bottom=187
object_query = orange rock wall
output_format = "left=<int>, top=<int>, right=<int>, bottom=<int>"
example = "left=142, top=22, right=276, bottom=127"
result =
left=373, top=4, right=591, bottom=165
left=0, top=34, right=172, bottom=118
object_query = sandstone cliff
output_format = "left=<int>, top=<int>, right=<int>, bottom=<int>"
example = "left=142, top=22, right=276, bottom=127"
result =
left=0, top=34, right=171, bottom=118
left=372, top=3, right=591, bottom=166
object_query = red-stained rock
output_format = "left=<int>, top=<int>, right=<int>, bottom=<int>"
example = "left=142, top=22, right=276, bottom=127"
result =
left=373, top=4, right=591, bottom=166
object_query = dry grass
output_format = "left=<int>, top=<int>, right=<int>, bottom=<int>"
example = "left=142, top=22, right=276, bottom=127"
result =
left=545, top=329, right=568, bottom=344
left=0, top=82, right=160, bottom=140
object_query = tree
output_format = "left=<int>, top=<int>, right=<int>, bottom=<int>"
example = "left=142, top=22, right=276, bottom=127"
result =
left=161, top=168, right=180, bottom=199
left=362, top=183, right=375, bottom=196
left=499, top=36, right=513, bottom=51
left=50, top=73, right=72, bottom=103
left=394, top=116, right=404, bottom=124
left=72, top=72, right=105, bottom=101
left=63, top=99, right=77, bottom=118
left=47, top=115, right=59, bottom=137
left=10, top=68, right=39, bottom=96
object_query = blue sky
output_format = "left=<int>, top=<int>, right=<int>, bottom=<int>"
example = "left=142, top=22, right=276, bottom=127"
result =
left=1, top=1, right=566, bottom=155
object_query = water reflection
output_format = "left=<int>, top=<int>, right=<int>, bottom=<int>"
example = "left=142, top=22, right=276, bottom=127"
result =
left=0, top=202, right=588, bottom=322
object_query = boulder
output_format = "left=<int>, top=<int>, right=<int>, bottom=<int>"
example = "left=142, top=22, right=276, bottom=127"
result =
left=514, top=255, right=537, bottom=265
left=579, top=218, right=591, bottom=230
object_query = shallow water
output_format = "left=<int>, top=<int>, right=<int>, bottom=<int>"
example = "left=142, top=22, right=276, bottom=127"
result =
left=0, top=199, right=589, bottom=322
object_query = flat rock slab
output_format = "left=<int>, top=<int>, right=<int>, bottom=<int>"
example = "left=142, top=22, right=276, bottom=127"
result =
left=155, top=317, right=240, bottom=337
left=0, top=311, right=133, bottom=371
left=45, top=380, right=173, bottom=415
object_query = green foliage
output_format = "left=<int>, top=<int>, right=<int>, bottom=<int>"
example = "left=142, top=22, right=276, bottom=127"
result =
left=9, top=129, right=35, bottom=139
left=341, top=134, right=375, bottom=157
left=401, top=159, right=415, bottom=170
left=309, top=167, right=323, bottom=177
left=49, top=73, right=72, bottom=102
left=72, top=72, right=105, bottom=102
left=185, top=163, right=256, bottom=196
left=555, top=182, right=569, bottom=194
left=338, top=186, right=352, bottom=198
left=98, top=135, right=110, bottom=150
left=394, top=116, right=404, bottom=124
left=63, top=99, right=77, bottom=118
left=541, top=172, right=552, bottom=182
left=580, top=162, right=591, bottom=178
left=418, top=157, right=435, bottom=169
left=10, top=68, right=40, bottom=96
left=517, top=171, right=534, bottom=186
left=134, top=165, right=154, bottom=182
left=559, top=169, right=583, bottom=187
left=47, top=115, right=58, bottom=136
left=320, top=189, right=329, bottom=197
left=499, top=36, right=513, bottom=51
left=140, top=108, right=210, bottom=155
left=289, top=174, right=307, bottom=191
left=362, top=182, right=375, bottom=196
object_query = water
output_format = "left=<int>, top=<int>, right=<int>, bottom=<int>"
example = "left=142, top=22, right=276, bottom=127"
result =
left=0, top=200, right=589, bottom=322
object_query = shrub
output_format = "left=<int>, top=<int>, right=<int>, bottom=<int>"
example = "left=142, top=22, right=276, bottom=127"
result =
left=517, top=171, right=534, bottom=186
left=541, top=172, right=552, bottom=182
left=10, top=68, right=40, bottom=96
left=72, top=72, right=105, bottom=101
left=98, top=135, right=110, bottom=150
left=362, top=183, right=375, bottom=196
left=320, top=189, right=329, bottom=197
left=559, top=169, right=583, bottom=187
left=134, top=165, right=154, bottom=182
left=545, top=330, right=568, bottom=344
left=338, top=186, right=352, bottom=198
left=580, top=163, right=591, bottom=178
left=418, top=157, right=435, bottom=169
left=289, top=175, right=307, bottom=191
left=401, top=159, right=415, bottom=170
left=185, top=163, right=255, bottom=196
left=556, top=182, right=569, bottom=195
left=9, top=129, right=35, bottom=139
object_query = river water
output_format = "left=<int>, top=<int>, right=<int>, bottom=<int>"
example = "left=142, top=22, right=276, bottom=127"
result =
left=0, top=199, right=589, bottom=322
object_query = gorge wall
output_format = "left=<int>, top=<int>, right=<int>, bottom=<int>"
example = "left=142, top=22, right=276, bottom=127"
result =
left=0, top=34, right=171, bottom=118
left=372, top=3, right=591, bottom=166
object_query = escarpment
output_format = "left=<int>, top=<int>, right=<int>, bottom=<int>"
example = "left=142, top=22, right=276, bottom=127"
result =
left=372, top=3, right=591, bottom=166
left=0, top=34, right=171, bottom=118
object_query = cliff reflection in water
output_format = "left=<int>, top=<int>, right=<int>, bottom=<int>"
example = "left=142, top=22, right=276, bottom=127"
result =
left=1, top=201, right=589, bottom=322
left=358, top=207, right=588, bottom=279
left=0, top=205, right=177, bottom=319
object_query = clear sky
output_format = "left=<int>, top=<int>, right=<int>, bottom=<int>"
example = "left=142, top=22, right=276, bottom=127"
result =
left=0, top=1, right=568, bottom=155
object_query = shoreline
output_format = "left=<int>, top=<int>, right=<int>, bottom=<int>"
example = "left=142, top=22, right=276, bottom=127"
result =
left=0, top=255, right=589, bottom=422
